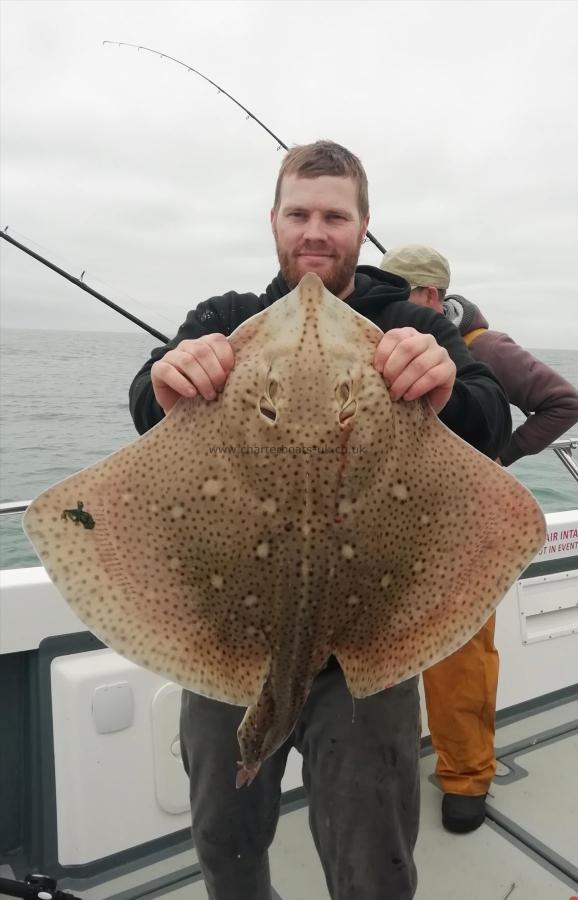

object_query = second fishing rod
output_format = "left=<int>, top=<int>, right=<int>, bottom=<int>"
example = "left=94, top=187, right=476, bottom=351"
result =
left=4, top=46, right=388, bottom=340
left=104, top=41, right=387, bottom=256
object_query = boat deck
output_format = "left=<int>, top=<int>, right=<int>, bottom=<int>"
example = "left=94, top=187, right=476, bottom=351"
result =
left=22, top=691, right=575, bottom=900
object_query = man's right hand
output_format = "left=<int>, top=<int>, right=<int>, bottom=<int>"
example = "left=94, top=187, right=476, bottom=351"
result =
left=151, top=334, right=235, bottom=414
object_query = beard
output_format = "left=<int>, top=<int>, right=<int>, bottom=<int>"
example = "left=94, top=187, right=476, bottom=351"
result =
left=275, top=238, right=362, bottom=298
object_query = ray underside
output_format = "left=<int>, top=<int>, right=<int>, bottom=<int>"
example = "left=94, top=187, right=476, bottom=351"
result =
left=23, top=273, right=546, bottom=726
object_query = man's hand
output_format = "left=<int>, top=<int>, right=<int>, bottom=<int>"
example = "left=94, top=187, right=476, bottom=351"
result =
left=373, top=327, right=456, bottom=414
left=151, top=333, right=235, bottom=414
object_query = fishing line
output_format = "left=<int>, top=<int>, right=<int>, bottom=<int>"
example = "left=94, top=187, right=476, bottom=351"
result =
left=104, top=41, right=386, bottom=254
left=1, top=226, right=176, bottom=331
left=0, top=229, right=169, bottom=343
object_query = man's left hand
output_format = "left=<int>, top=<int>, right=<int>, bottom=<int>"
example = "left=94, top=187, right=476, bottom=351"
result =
left=373, top=327, right=456, bottom=414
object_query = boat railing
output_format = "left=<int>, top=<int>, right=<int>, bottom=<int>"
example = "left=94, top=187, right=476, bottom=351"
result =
left=551, top=436, right=578, bottom=483
left=0, top=500, right=32, bottom=516
left=0, top=436, right=577, bottom=519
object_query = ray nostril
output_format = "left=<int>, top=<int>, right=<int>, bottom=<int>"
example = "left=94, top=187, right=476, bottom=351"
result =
left=259, top=397, right=277, bottom=422
left=338, top=382, right=351, bottom=404
left=339, top=399, right=357, bottom=424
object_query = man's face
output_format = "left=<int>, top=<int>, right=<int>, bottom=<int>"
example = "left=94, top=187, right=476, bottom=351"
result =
left=271, top=174, right=369, bottom=299
left=409, top=286, right=444, bottom=315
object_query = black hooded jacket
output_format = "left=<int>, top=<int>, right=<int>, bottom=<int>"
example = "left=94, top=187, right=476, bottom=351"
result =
left=129, top=266, right=511, bottom=457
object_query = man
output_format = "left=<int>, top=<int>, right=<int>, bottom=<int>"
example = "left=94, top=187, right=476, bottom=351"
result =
left=130, top=143, right=511, bottom=900
left=381, top=243, right=578, bottom=835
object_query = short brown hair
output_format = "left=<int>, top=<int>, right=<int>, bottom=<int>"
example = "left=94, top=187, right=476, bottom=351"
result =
left=412, top=286, right=447, bottom=303
left=273, top=140, right=369, bottom=218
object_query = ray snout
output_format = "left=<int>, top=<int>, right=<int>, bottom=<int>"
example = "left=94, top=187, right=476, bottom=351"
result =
left=297, top=271, right=326, bottom=296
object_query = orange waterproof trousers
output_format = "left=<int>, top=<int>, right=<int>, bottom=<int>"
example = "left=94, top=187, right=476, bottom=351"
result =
left=422, top=613, right=499, bottom=796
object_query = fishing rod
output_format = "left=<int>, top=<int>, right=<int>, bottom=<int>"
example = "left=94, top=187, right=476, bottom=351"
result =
left=3, top=47, right=385, bottom=340
left=0, top=229, right=169, bottom=343
left=0, top=873, right=82, bottom=900
left=103, top=41, right=387, bottom=255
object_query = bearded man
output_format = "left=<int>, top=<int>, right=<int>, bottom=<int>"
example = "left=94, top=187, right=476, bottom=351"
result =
left=129, top=141, right=511, bottom=900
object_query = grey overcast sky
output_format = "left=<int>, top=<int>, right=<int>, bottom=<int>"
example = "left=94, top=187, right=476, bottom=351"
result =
left=1, top=0, right=577, bottom=348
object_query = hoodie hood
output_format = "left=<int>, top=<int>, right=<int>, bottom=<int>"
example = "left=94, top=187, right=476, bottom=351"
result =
left=443, top=294, right=489, bottom=335
left=264, top=265, right=410, bottom=318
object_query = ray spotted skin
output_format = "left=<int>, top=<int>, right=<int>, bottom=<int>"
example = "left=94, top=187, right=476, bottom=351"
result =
left=23, top=273, right=546, bottom=786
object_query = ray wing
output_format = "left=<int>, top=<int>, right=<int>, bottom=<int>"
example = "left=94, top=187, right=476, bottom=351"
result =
left=331, top=399, right=546, bottom=697
left=22, top=395, right=280, bottom=706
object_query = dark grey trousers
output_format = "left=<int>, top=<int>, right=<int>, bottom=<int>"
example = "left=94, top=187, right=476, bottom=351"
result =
left=180, top=666, right=420, bottom=900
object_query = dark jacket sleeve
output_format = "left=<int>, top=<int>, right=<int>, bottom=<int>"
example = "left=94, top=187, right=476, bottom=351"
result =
left=129, top=298, right=231, bottom=435
left=468, top=331, right=578, bottom=466
left=382, top=304, right=512, bottom=459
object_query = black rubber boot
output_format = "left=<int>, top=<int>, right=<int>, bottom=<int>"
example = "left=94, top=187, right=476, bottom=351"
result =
left=441, top=793, right=487, bottom=833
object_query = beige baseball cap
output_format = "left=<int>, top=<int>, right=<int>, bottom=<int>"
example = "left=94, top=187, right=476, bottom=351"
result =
left=380, top=244, right=450, bottom=289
